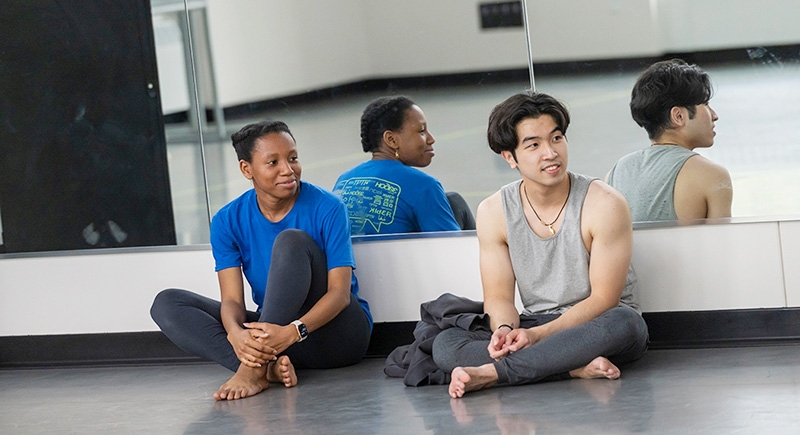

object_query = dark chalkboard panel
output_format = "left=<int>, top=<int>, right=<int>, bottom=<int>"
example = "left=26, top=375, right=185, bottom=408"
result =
left=0, top=0, right=176, bottom=253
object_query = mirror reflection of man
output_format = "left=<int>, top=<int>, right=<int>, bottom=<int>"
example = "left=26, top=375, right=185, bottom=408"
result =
left=606, top=59, right=733, bottom=222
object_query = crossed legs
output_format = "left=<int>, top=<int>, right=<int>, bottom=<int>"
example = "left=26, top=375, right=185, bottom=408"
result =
left=433, top=306, right=648, bottom=398
left=151, top=230, right=370, bottom=400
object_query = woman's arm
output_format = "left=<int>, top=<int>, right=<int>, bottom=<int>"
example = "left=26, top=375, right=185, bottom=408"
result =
left=218, top=267, right=277, bottom=367
left=416, top=181, right=462, bottom=232
left=244, top=266, right=352, bottom=354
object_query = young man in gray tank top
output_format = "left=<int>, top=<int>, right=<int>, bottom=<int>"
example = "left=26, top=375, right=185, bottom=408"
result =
left=432, top=92, right=649, bottom=398
left=606, top=59, right=732, bottom=222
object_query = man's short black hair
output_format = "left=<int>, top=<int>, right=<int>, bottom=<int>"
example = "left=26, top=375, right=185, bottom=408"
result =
left=487, top=91, right=570, bottom=160
left=630, top=59, right=714, bottom=139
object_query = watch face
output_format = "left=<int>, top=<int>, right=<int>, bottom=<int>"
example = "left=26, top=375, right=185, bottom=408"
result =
left=294, top=320, right=308, bottom=340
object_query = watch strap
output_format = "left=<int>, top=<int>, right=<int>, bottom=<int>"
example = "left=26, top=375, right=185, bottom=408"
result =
left=291, top=320, right=308, bottom=342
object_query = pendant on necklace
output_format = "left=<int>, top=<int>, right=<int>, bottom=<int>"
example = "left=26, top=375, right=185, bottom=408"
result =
left=523, top=183, right=570, bottom=238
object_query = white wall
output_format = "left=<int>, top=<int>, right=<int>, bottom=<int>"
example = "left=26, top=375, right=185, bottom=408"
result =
left=204, top=0, right=372, bottom=106
left=658, top=0, right=800, bottom=52
left=2, top=219, right=800, bottom=336
left=202, top=0, right=529, bottom=107
left=155, top=0, right=800, bottom=111
left=524, top=0, right=800, bottom=62
left=631, top=222, right=786, bottom=311
left=360, top=0, right=529, bottom=77
left=353, top=235, right=483, bottom=322
left=779, top=220, right=800, bottom=307
left=525, top=0, right=661, bottom=62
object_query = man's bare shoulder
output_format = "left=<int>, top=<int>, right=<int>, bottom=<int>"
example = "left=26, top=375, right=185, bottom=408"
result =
left=585, top=180, right=630, bottom=214
left=676, top=154, right=733, bottom=218
left=477, top=190, right=503, bottom=214
left=582, top=180, right=633, bottom=234
left=681, top=154, right=732, bottom=184
left=476, top=190, right=507, bottom=241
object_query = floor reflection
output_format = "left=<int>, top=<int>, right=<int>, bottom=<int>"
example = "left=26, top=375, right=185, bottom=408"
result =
left=3, top=347, right=800, bottom=433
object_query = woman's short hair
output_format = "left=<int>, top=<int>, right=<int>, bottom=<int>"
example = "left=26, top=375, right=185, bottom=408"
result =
left=487, top=92, right=570, bottom=158
left=360, top=96, right=416, bottom=153
left=630, top=59, right=714, bottom=139
left=231, top=120, right=294, bottom=162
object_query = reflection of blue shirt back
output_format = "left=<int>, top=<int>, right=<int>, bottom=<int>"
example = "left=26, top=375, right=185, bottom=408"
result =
left=333, top=160, right=460, bottom=235
left=210, top=182, right=371, bottom=325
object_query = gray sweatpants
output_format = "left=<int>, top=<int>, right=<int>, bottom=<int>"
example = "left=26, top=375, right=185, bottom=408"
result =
left=432, top=305, right=648, bottom=385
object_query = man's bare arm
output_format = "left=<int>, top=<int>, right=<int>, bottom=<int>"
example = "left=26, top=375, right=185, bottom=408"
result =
left=476, top=192, right=519, bottom=329
left=675, top=155, right=732, bottom=219
left=703, top=162, right=732, bottom=219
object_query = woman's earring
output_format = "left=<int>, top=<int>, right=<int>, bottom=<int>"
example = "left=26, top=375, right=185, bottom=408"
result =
left=395, top=149, right=399, bottom=159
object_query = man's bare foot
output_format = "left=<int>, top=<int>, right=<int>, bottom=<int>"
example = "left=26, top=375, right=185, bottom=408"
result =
left=213, top=365, right=270, bottom=401
left=449, top=365, right=498, bottom=398
left=569, top=356, right=620, bottom=380
left=267, top=355, right=298, bottom=388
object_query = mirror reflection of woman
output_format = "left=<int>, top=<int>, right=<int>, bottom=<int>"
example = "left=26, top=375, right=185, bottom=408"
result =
left=333, top=96, right=475, bottom=235
left=151, top=121, right=372, bottom=401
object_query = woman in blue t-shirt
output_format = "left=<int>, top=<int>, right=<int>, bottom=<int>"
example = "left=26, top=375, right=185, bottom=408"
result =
left=151, top=121, right=372, bottom=401
left=333, top=96, right=475, bottom=235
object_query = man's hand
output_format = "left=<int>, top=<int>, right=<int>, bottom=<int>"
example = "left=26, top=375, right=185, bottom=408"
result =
left=488, top=327, right=540, bottom=360
left=488, top=328, right=513, bottom=360
left=503, top=328, right=537, bottom=353
left=227, top=326, right=278, bottom=368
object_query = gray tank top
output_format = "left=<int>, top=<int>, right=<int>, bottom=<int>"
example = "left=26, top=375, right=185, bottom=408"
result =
left=501, top=172, right=639, bottom=315
left=607, top=145, right=697, bottom=222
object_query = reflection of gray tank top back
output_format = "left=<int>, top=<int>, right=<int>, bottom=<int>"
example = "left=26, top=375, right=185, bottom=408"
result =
left=607, top=145, right=697, bottom=222
left=501, top=172, right=639, bottom=315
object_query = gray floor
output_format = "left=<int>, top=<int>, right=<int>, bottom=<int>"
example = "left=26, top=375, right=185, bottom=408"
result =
left=164, top=59, right=800, bottom=245
left=3, top=345, right=800, bottom=434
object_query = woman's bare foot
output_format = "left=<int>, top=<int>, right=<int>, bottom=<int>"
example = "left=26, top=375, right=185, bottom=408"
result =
left=569, top=356, right=620, bottom=380
left=213, top=365, right=270, bottom=401
left=267, top=355, right=298, bottom=388
left=449, top=364, right=498, bottom=398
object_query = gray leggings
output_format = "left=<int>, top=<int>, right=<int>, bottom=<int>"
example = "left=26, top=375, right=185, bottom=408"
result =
left=432, top=305, right=648, bottom=385
left=150, top=229, right=371, bottom=371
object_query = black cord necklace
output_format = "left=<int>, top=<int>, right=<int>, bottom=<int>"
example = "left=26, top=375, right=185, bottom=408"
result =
left=523, top=182, right=570, bottom=236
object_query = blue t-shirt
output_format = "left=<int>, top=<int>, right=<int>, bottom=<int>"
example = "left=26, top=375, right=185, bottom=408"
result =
left=332, top=159, right=460, bottom=235
left=210, top=182, right=372, bottom=326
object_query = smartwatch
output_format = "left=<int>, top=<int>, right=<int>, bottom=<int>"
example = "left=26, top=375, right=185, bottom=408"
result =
left=291, top=320, right=308, bottom=342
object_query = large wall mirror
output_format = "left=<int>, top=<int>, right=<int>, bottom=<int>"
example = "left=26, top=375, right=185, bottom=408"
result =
left=2, top=0, right=799, bottom=256
left=185, top=0, right=800, bottom=246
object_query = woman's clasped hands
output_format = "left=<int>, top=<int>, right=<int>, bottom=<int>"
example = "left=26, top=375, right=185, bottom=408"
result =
left=228, top=322, right=300, bottom=368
